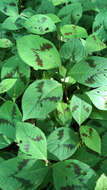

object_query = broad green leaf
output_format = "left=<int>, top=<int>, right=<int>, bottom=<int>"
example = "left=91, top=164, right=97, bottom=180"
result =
left=54, top=102, right=72, bottom=126
left=60, top=37, right=87, bottom=63
left=2, top=15, right=27, bottom=30
left=52, top=0, right=65, bottom=6
left=90, top=107, right=107, bottom=120
left=0, top=78, right=17, bottom=94
left=58, top=3, right=82, bottom=25
left=0, top=101, right=22, bottom=148
left=53, top=159, right=98, bottom=190
left=80, top=125, right=101, bottom=154
left=16, top=122, right=47, bottom=160
left=101, top=132, right=107, bottom=156
left=1, top=55, right=30, bottom=99
left=60, top=24, right=88, bottom=40
left=0, top=38, right=13, bottom=48
left=86, top=86, right=107, bottom=110
left=17, top=34, right=61, bottom=70
left=24, top=14, right=56, bottom=34
left=47, top=127, right=79, bottom=160
left=72, top=145, right=101, bottom=167
left=0, top=0, right=18, bottom=16
left=0, top=157, right=49, bottom=190
left=22, top=79, right=63, bottom=120
left=86, top=34, right=106, bottom=53
left=93, top=11, right=107, bottom=42
left=70, top=94, right=92, bottom=125
left=95, top=174, right=107, bottom=190
left=70, top=56, right=107, bottom=87
left=87, top=120, right=107, bottom=136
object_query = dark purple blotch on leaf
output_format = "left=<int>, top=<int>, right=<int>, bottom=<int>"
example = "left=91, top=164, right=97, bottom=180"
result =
left=73, top=163, right=81, bottom=176
left=58, top=129, right=64, bottom=140
left=44, top=96, right=60, bottom=102
left=18, top=159, right=29, bottom=171
left=24, top=142, right=30, bottom=152
left=40, top=43, right=53, bottom=51
left=85, top=75, right=95, bottom=84
left=32, top=135, right=43, bottom=141
left=87, top=59, right=96, bottom=68
left=9, top=3, right=16, bottom=6
left=72, top=105, right=78, bottom=112
left=36, top=81, right=44, bottom=93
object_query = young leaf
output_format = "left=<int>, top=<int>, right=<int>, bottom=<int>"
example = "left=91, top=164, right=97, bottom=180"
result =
left=0, top=38, right=13, bottom=48
left=1, top=55, right=30, bottom=99
left=80, top=125, right=101, bottom=154
left=24, top=14, right=56, bottom=34
left=70, top=94, right=92, bottom=125
left=47, top=127, right=79, bottom=160
left=16, top=122, right=47, bottom=160
left=60, top=24, right=88, bottom=40
left=22, top=79, right=63, bottom=120
left=0, top=78, right=17, bottom=94
left=70, top=56, right=107, bottom=87
left=95, top=174, right=107, bottom=190
left=86, top=86, right=107, bottom=110
left=17, top=34, right=61, bottom=70
left=54, top=102, right=72, bottom=126
left=53, top=159, right=98, bottom=190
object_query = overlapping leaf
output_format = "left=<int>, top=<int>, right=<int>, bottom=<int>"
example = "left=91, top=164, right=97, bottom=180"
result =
left=47, top=127, right=79, bottom=160
left=80, top=125, right=101, bottom=154
left=1, top=55, right=30, bottom=99
left=24, top=14, right=56, bottom=34
left=0, top=38, right=13, bottom=48
left=86, top=86, right=107, bottom=110
left=22, top=79, right=63, bottom=120
left=53, top=159, right=98, bottom=190
left=17, top=34, right=61, bottom=70
left=95, top=174, right=107, bottom=190
left=60, top=24, right=88, bottom=40
left=0, top=78, right=17, bottom=94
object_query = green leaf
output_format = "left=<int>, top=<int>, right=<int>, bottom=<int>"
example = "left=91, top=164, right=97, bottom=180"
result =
left=86, top=34, right=106, bottom=53
left=0, top=0, right=18, bottom=16
left=24, top=14, right=56, bottom=34
left=80, top=125, right=101, bottom=154
left=54, top=102, right=72, bottom=126
left=60, top=37, right=87, bottom=63
left=101, top=132, right=107, bottom=156
left=86, top=86, right=107, bottom=110
left=95, top=174, right=107, bottom=190
left=16, top=122, right=47, bottom=160
left=58, top=3, right=82, bottom=25
left=53, top=159, right=98, bottom=190
left=46, top=13, right=61, bottom=24
left=0, top=78, right=17, bottom=94
left=22, top=79, right=63, bottom=120
left=47, top=127, right=79, bottom=160
left=90, top=107, right=107, bottom=120
left=51, top=0, right=65, bottom=6
left=70, top=56, right=107, bottom=87
left=0, top=157, right=49, bottom=190
left=0, top=38, right=13, bottom=48
left=0, top=101, right=22, bottom=148
left=70, top=94, right=92, bottom=125
left=17, top=34, right=61, bottom=70
left=60, top=24, right=88, bottom=40
left=1, top=55, right=30, bottom=99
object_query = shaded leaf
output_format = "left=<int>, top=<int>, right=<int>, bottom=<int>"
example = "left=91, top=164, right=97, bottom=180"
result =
left=80, top=125, right=101, bottom=154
